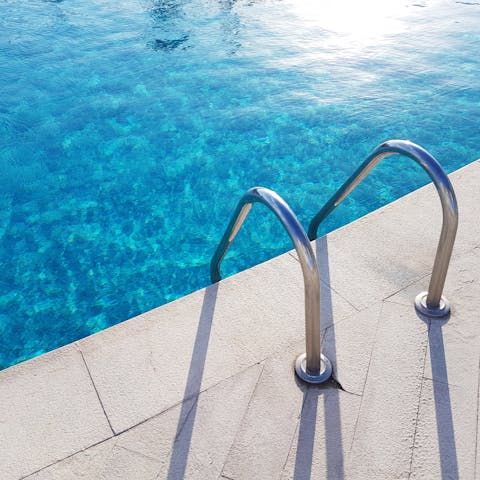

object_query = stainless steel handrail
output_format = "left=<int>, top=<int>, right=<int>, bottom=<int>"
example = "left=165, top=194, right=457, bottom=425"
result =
left=308, top=139, right=458, bottom=317
left=210, top=187, right=332, bottom=384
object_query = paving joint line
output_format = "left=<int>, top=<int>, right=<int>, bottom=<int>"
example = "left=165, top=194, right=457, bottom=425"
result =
left=154, top=364, right=264, bottom=479
left=219, top=362, right=265, bottom=479
left=321, top=278, right=361, bottom=313
left=78, top=345, right=115, bottom=436
left=281, top=388, right=307, bottom=476
left=473, top=354, right=480, bottom=480
left=172, top=397, right=198, bottom=444
left=20, top=436, right=116, bottom=480
left=113, top=362, right=266, bottom=437
left=348, top=300, right=384, bottom=452
left=422, top=376, right=462, bottom=389
left=287, top=246, right=360, bottom=312
left=382, top=272, right=431, bottom=303
left=407, top=319, right=430, bottom=479
left=115, top=444, right=160, bottom=463
left=287, top=251, right=299, bottom=263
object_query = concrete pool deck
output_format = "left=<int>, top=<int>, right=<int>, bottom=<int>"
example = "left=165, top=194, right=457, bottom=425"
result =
left=1, top=160, right=479, bottom=479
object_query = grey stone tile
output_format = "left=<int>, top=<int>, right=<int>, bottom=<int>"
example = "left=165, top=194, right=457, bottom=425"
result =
left=114, top=397, right=195, bottom=476
left=0, top=345, right=113, bottom=480
left=346, top=301, right=429, bottom=479
left=385, top=243, right=480, bottom=312
left=31, top=441, right=162, bottom=480
left=116, top=364, right=262, bottom=479
left=280, top=388, right=362, bottom=480
left=424, top=315, right=480, bottom=390
left=26, top=439, right=116, bottom=480
left=100, top=446, right=161, bottom=480
left=372, top=159, right=480, bottom=260
left=410, top=379, right=477, bottom=480
left=322, top=303, right=383, bottom=395
left=311, top=213, right=432, bottom=312
left=385, top=247, right=480, bottom=389
left=79, top=252, right=355, bottom=433
left=221, top=343, right=308, bottom=480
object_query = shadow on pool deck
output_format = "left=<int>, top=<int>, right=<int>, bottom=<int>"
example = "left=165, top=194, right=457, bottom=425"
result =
left=162, top=237, right=460, bottom=480
left=293, top=237, right=345, bottom=480
left=165, top=235, right=348, bottom=479
left=424, top=314, right=459, bottom=480
left=166, top=283, right=218, bottom=480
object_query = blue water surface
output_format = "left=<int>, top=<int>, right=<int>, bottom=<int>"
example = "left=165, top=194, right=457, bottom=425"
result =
left=0, top=0, right=479, bottom=368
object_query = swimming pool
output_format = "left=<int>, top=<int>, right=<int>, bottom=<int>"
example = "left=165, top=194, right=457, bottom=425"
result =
left=1, top=0, right=479, bottom=369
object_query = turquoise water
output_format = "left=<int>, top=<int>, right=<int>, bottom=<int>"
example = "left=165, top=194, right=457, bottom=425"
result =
left=1, top=0, right=479, bottom=369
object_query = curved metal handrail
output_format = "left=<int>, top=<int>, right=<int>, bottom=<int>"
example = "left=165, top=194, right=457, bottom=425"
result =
left=308, top=139, right=458, bottom=317
left=210, top=186, right=331, bottom=383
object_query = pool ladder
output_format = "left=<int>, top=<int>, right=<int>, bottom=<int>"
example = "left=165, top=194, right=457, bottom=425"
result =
left=210, top=140, right=458, bottom=384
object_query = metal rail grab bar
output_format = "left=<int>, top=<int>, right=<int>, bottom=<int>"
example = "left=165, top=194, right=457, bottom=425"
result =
left=308, top=139, right=458, bottom=317
left=210, top=187, right=332, bottom=384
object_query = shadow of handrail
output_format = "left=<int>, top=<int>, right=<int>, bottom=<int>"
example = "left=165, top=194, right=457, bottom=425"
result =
left=425, top=316, right=459, bottom=479
left=166, top=283, right=218, bottom=479
left=294, top=237, right=345, bottom=479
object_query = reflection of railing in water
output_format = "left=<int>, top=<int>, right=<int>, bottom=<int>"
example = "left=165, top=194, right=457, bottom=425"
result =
left=210, top=187, right=332, bottom=384
left=309, top=139, right=458, bottom=318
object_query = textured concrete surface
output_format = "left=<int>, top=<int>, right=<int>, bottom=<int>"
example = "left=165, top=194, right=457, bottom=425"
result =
left=1, top=160, right=479, bottom=479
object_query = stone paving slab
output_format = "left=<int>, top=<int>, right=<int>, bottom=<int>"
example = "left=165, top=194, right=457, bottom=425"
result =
left=28, top=438, right=162, bottom=480
left=280, top=387, right=362, bottom=480
left=25, top=440, right=118, bottom=480
left=0, top=345, right=113, bottom=480
left=221, top=343, right=308, bottom=480
left=385, top=246, right=480, bottom=389
left=321, top=303, right=382, bottom=395
left=410, top=379, right=477, bottom=480
left=296, top=214, right=433, bottom=312
left=346, top=301, right=430, bottom=480
left=2, top=159, right=480, bottom=480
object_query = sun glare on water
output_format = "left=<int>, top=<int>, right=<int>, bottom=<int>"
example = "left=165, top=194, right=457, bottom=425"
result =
left=287, top=0, right=417, bottom=40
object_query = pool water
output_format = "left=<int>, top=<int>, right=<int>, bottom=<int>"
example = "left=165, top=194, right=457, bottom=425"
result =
left=1, top=0, right=479, bottom=369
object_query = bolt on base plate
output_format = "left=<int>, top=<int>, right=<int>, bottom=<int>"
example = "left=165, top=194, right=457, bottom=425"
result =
left=295, top=353, right=332, bottom=384
left=414, top=291, right=450, bottom=318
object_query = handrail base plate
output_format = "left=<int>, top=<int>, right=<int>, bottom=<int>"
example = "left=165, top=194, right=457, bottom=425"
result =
left=295, top=353, right=332, bottom=384
left=414, top=291, right=450, bottom=318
